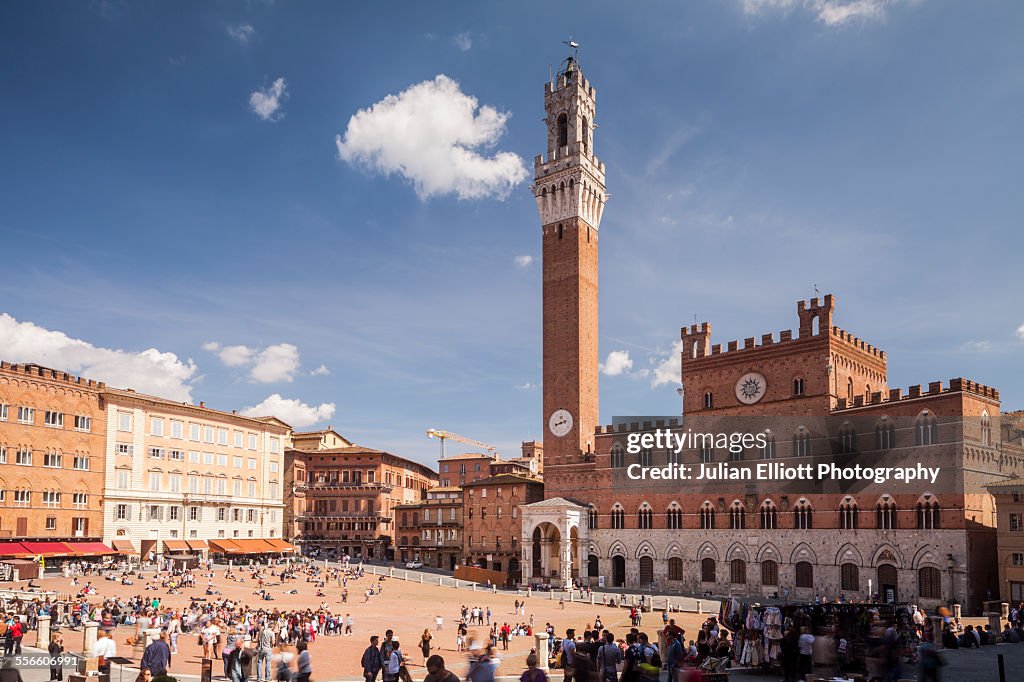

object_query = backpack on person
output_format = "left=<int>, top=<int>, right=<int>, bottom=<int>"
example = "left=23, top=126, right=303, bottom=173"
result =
left=643, top=645, right=661, bottom=669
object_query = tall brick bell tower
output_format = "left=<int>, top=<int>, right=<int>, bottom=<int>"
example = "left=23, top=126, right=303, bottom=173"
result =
left=534, top=51, right=607, bottom=471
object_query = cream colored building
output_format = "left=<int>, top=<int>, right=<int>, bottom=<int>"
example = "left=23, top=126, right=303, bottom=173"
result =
left=101, top=388, right=291, bottom=558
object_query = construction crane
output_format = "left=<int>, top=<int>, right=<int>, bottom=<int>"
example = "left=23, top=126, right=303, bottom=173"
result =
left=426, top=428, right=499, bottom=460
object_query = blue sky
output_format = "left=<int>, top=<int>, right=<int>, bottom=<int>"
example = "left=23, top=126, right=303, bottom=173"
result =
left=2, top=1, right=1021, bottom=468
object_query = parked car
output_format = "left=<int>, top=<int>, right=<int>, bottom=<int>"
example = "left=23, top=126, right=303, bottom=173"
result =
left=405, top=560, right=423, bottom=569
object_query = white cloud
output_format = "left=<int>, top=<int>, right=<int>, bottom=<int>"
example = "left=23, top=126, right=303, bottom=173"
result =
left=515, top=382, right=538, bottom=390
left=227, top=23, right=256, bottom=43
left=0, top=313, right=197, bottom=401
left=250, top=343, right=300, bottom=383
left=204, top=341, right=301, bottom=382
left=310, top=364, right=331, bottom=376
left=651, top=340, right=684, bottom=387
left=203, top=341, right=257, bottom=367
left=960, top=340, right=992, bottom=352
left=514, top=255, right=534, bottom=268
left=249, top=77, right=288, bottom=122
left=1016, top=323, right=1024, bottom=341
left=454, top=32, right=472, bottom=51
left=335, top=75, right=528, bottom=200
left=743, top=0, right=905, bottom=26
left=240, top=394, right=335, bottom=428
left=600, top=350, right=634, bottom=377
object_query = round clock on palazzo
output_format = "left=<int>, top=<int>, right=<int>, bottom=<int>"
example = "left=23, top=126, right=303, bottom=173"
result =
left=735, top=372, right=767, bottom=405
left=549, top=409, right=573, bottom=437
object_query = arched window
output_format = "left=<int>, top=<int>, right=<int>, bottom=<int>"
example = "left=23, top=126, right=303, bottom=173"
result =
left=638, top=504, right=653, bottom=530
left=876, top=418, right=895, bottom=450
left=760, top=500, right=778, bottom=530
left=588, top=505, right=599, bottom=530
left=701, top=557, right=716, bottom=583
left=841, top=563, right=859, bottom=591
left=839, top=421, right=856, bottom=454
left=610, top=442, right=625, bottom=468
left=700, top=445, right=715, bottom=463
left=981, top=411, right=991, bottom=447
left=668, top=557, right=684, bottom=581
left=847, top=378, right=854, bottom=403
left=699, top=502, right=715, bottom=529
left=581, top=115, right=589, bottom=155
left=761, top=560, right=779, bottom=586
left=795, top=561, right=814, bottom=588
left=704, top=391, right=714, bottom=409
left=793, top=499, right=813, bottom=529
left=918, top=566, right=942, bottom=599
left=917, top=498, right=940, bottom=529
left=760, top=431, right=777, bottom=459
left=666, top=504, right=683, bottom=530
left=876, top=497, right=897, bottom=529
left=556, top=113, right=568, bottom=148
left=730, top=559, right=747, bottom=584
left=916, top=411, right=939, bottom=446
left=793, top=427, right=811, bottom=457
left=729, top=500, right=746, bottom=530
left=610, top=505, right=625, bottom=530
left=793, top=378, right=805, bottom=396
left=865, top=384, right=872, bottom=402
left=839, top=500, right=859, bottom=530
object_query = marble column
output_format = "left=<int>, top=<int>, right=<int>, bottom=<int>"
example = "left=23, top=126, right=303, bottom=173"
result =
left=36, top=615, right=50, bottom=648
left=83, top=621, right=98, bottom=655
left=534, top=633, right=550, bottom=670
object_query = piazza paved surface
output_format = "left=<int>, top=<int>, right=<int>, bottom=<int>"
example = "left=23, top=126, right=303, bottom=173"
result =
left=7, top=565, right=1022, bottom=682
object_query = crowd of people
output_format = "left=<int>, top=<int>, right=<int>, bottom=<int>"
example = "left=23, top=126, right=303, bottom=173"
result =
left=5, top=556, right=1024, bottom=682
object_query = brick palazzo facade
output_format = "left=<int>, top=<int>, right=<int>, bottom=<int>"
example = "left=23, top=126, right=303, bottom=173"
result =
left=0, top=362, right=107, bottom=542
left=284, top=430, right=437, bottom=560
left=518, top=54, right=1023, bottom=612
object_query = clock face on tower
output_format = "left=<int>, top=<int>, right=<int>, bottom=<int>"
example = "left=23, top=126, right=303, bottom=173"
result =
left=548, top=409, right=573, bottom=437
left=735, top=372, right=767, bottom=405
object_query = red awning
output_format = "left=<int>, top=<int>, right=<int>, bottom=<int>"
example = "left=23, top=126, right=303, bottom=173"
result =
left=0, top=542, right=34, bottom=558
left=186, top=539, right=209, bottom=551
left=62, top=542, right=116, bottom=557
left=20, top=542, right=75, bottom=557
left=162, top=540, right=190, bottom=552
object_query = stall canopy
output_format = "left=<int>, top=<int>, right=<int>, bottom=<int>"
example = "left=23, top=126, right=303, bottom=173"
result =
left=112, top=540, right=137, bottom=555
left=266, top=539, right=297, bottom=553
left=208, top=539, right=242, bottom=554
left=20, top=542, right=74, bottom=558
left=163, top=540, right=190, bottom=552
left=186, top=539, right=209, bottom=552
left=0, top=542, right=34, bottom=558
left=62, top=542, right=116, bottom=556
left=208, top=538, right=296, bottom=554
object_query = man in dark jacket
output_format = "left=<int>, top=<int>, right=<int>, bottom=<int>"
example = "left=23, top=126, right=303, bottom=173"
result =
left=362, top=635, right=383, bottom=682
left=140, top=632, right=172, bottom=677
